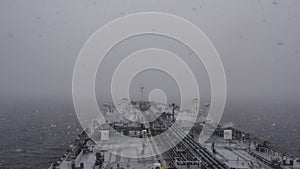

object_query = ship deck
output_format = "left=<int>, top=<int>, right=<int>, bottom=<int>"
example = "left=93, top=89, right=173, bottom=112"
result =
left=49, top=102, right=299, bottom=169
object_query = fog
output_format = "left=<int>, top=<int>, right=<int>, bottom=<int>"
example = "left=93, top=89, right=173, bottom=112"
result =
left=1, top=0, right=300, bottom=106
left=1, top=1, right=300, bottom=167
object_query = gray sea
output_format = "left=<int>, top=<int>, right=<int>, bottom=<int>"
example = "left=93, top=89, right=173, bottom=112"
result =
left=0, top=98, right=299, bottom=169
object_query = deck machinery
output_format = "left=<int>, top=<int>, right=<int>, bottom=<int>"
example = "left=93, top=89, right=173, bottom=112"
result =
left=50, top=100, right=300, bottom=169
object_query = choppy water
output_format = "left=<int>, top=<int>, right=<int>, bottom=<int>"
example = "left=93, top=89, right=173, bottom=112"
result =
left=0, top=99, right=82, bottom=169
left=0, top=98, right=299, bottom=169
left=222, top=99, right=300, bottom=156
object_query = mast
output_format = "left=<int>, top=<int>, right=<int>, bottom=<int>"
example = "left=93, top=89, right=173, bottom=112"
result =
left=140, top=84, right=144, bottom=102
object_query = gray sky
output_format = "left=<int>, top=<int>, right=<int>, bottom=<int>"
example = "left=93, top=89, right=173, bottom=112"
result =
left=1, top=0, right=300, bottom=104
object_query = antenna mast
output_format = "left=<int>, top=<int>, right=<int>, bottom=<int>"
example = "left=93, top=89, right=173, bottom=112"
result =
left=140, top=84, right=144, bottom=101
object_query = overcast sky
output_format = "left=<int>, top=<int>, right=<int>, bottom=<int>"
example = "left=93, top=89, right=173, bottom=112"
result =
left=1, top=0, right=300, bottom=105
